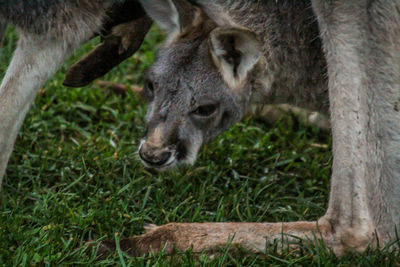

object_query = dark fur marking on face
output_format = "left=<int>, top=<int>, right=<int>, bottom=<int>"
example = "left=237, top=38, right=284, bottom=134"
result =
left=176, top=141, right=188, bottom=160
left=167, top=127, right=180, bottom=146
left=220, top=111, right=231, bottom=129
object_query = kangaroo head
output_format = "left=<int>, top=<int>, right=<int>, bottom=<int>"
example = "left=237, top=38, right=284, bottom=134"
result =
left=138, top=0, right=262, bottom=170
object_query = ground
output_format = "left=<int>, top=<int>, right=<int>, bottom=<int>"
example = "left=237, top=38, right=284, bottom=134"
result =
left=1, top=26, right=399, bottom=266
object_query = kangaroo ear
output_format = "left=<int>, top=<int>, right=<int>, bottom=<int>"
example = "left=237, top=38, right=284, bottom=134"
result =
left=209, top=27, right=262, bottom=89
left=139, top=0, right=195, bottom=33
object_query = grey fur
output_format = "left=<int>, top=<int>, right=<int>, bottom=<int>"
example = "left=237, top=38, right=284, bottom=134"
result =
left=312, top=0, right=400, bottom=247
left=0, top=0, right=399, bottom=255
left=0, top=0, right=109, bottom=38
left=137, top=0, right=400, bottom=253
left=138, top=0, right=328, bottom=169
left=0, top=1, right=109, bottom=187
left=0, top=0, right=145, bottom=186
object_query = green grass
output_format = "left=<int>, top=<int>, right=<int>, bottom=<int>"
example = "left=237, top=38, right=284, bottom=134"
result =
left=1, top=27, right=399, bottom=266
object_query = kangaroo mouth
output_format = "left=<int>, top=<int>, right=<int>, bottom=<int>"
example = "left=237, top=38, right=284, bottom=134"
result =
left=140, top=153, right=178, bottom=171
left=138, top=141, right=178, bottom=171
left=138, top=138, right=201, bottom=171
left=145, top=154, right=177, bottom=170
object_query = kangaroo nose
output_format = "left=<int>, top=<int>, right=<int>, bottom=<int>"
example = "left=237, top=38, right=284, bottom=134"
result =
left=139, top=144, right=172, bottom=167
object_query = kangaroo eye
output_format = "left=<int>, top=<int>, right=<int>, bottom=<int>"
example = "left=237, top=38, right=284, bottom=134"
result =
left=192, top=104, right=218, bottom=117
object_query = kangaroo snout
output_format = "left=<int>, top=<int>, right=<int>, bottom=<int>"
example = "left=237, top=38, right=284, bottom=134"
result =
left=139, top=142, right=175, bottom=169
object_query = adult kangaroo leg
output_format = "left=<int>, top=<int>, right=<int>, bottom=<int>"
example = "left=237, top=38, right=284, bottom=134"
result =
left=0, top=32, right=92, bottom=188
left=98, top=0, right=400, bottom=257
left=0, top=1, right=152, bottom=188
left=313, top=0, right=400, bottom=249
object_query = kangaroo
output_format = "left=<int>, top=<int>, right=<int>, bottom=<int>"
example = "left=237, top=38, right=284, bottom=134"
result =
left=97, top=0, right=400, bottom=256
left=1, top=0, right=400, bottom=258
left=0, top=0, right=152, bottom=186
left=136, top=0, right=328, bottom=170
